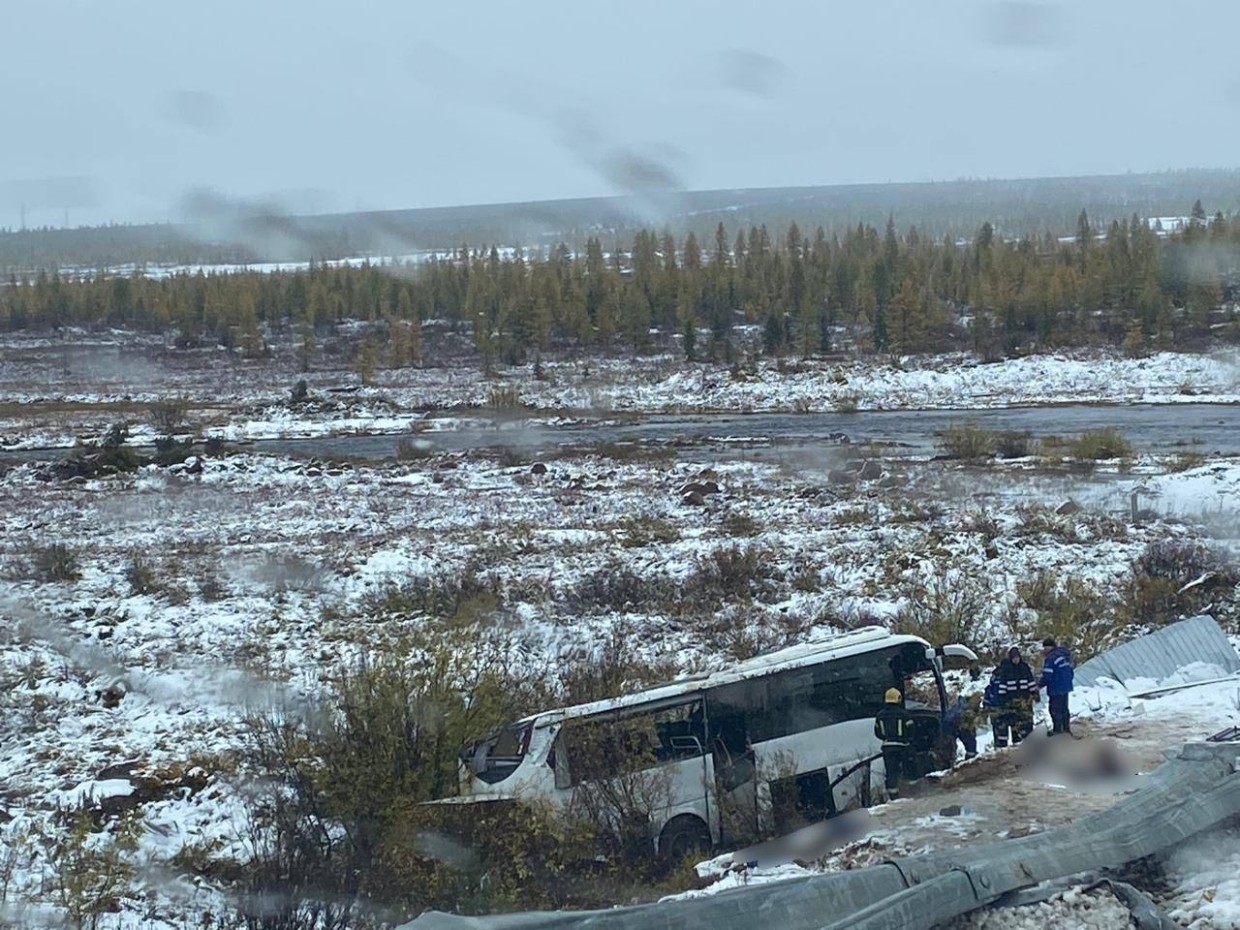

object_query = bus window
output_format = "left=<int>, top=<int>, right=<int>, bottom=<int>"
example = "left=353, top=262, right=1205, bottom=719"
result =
left=465, top=721, right=534, bottom=785
left=560, top=701, right=705, bottom=787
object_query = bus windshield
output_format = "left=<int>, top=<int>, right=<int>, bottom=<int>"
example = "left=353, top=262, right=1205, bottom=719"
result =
left=463, top=720, right=535, bottom=785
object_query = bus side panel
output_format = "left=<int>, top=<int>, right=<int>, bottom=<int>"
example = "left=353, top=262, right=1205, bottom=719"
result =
left=750, top=719, right=882, bottom=825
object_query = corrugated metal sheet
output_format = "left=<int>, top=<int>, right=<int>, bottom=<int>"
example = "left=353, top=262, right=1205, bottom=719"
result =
left=1075, top=615, right=1240, bottom=687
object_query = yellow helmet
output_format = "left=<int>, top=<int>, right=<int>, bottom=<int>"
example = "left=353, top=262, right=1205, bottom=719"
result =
left=885, top=688, right=902, bottom=704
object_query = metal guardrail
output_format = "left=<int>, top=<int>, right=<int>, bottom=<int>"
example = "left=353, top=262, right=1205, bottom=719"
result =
left=403, top=739, right=1240, bottom=930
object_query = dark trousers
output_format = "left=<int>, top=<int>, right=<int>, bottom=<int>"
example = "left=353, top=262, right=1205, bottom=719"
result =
left=881, top=745, right=908, bottom=798
left=1049, top=693, right=1072, bottom=735
left=993, top=709, right=1033, bottom=747
left=954, top=729, right=977, bottom=757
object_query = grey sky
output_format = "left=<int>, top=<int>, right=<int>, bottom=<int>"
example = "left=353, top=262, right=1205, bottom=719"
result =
left=3, top=0, right=1238, bottom=228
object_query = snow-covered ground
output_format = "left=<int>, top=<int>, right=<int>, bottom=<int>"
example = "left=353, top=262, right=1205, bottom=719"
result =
left=2, top=327, right=1240, bottom=927
left=0, top=435, right=1237, bottom=926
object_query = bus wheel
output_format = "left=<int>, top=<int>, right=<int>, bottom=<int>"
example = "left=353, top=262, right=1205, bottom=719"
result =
left=659, top=815, right=712, bottom=865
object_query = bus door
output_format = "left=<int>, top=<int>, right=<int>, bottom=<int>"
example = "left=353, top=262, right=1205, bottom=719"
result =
left=706, top=686, right=763, bottom=845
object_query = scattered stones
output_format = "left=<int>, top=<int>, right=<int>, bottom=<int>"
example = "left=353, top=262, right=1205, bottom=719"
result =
left=531, top=462, right=548, bottom=475
left=1056, top=500, right=1081, bottom=515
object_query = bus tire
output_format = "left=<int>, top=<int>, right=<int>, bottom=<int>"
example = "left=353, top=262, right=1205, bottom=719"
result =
left=658, top=815, right=712, bottom=864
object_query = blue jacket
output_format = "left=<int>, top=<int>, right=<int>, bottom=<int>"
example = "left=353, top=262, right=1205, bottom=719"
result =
left=1041, top=646, right=1074, bottom=695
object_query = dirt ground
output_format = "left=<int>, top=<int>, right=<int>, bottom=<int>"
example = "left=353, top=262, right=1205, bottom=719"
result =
left=813, top=710, right=1218, bottom=871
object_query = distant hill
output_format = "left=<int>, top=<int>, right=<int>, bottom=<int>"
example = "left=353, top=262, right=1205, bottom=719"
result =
left=2, top=168, right=1238, bottom=273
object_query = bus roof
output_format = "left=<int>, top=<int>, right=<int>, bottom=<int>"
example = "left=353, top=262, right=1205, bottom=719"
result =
left=522, top=626, right=933, bottom=728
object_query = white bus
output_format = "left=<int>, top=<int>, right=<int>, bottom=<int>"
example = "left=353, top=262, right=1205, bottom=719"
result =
left=457, top=627, right=977, bottom=862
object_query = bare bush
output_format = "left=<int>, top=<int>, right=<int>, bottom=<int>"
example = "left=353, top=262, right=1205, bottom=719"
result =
left=563, top=563, right=677, bottom=615
left=935, top=423, right=996, bottom=461
left=44, top=816, right=138, bottom=930
left=33, top=544, right=81, bottom=582
left=1121, top=538, right=1238, bottom=625
left=720, top=512, right=762, bottom=538
left=146, top=398, right=189, bottom=436
left=366, top=565, right=503, bottom=622
left=994, top=430, right=1038, bottom=459
left=1012, top=571, right=1114, bottom=661
left=616, top=515, right=680, bottom=549
left=894, top=569, right=989, bottom=646
left=683, top=544, right=778, bottom=607
left=1067, top=428, right=1133, bottom=461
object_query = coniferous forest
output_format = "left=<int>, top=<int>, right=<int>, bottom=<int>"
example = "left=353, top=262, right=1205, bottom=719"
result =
left=3, top=206, right=1238, bottom=367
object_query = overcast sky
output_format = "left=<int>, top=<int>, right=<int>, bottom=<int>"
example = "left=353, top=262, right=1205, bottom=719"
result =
left=3, top=0, right=1238, bottom=228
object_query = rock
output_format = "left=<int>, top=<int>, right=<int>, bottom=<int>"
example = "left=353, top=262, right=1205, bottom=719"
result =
left=531, top=462, right=548, bottom=475
left=827, top=469, right=856, bottom=486
left=431, top=473, right=444, bottom=484
left=97, top=684, right=125, bottom=709
left=97, top=760, right=142, bottom=781
left=437, top=460, right=458, bottom=470
left=876, top=475, right=903, bottom=489
left=939, top=804, right=963, bottom=817
left=1056, top=500, right=1081, bottom=515
left=679, top=480, right=721, bottom=497
left=683, top=491, right=706, bottom=506
left=858, top=459, right=883, bottom=481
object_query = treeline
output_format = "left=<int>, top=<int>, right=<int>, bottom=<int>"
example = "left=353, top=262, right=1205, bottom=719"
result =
left=5, top=169, right=1240, bottom=272
left=2, top=204, right=1238, bottom=365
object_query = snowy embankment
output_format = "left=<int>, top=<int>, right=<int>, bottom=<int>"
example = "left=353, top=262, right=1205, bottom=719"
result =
left=580, top=349, right=1240, bottom=414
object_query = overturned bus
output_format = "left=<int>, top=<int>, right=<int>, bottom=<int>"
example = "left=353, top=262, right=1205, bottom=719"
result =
left=455, top=627, right=978, bottom=861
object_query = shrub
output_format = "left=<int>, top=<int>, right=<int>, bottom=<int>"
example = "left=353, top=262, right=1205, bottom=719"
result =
left=564, top=563, right=676, bottom=615
left=486, top=385, right=523, bottom=409
left=367, top=567, right=501, bottom=621
left=34, top=544, right=81, bottom=582
left=124, top=555, right=159, bottom=596
left=833, top=394, right=860, bottom=414
left=994, top=430, right=1037, bottom=459
left=721, top=511, right=762, bottom=538
left=936, top=423, right=996, bottom=461
left=1067, top=428, right=1133, bottom=461
left=233, top=634, right=630, bottom=917
left=45, top=816, right=138, bottom=930
left=683, top=544, right=777, bottom=606
left=1167, top=451, right=1207, bottom=473
left=617, top=515, right=680, bottom=549
left=1121, top=538, right=1238, bottom=625
left=1012, top=571, right=1113, bottom=662
left=894, top=570, right=989, bottom=646
left=151, top=436, right=195, bottom=467
left=146, top=398, right=189, bottom=436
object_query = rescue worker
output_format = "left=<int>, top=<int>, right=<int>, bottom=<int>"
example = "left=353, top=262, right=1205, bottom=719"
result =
left=943, top=693, right=983, bottom=759
left=1040, top=637, right=1075, bottom=736
left=989, top=647, right=1038, bottom=748
left=874, top=687, right=915, bottom=799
